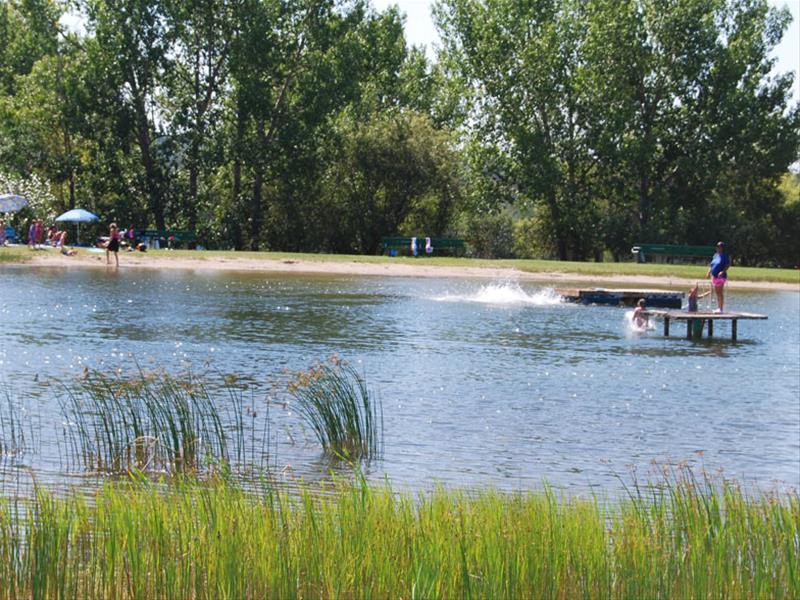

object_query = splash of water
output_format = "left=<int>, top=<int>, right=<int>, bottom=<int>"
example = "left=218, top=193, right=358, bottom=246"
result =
left=624, top=309, right=656, bottom=333
left=433, top=282, right=563, bottom=306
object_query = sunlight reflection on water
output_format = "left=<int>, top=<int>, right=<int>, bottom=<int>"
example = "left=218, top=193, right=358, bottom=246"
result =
left=0, top=266, right=798, bottom=496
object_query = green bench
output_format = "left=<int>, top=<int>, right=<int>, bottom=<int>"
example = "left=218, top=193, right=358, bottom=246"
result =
left=139, top=229, right=197, bottom=249
left=631, top=244, right=715, bottom=264
left=381, top=237, right=466, bottom=256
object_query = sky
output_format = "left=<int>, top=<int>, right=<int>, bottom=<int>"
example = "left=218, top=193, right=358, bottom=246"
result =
left=373, top=0, right=800, bottom=101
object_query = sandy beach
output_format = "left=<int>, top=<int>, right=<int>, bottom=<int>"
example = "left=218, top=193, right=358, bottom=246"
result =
left=10, top=248, right=796, bottom=291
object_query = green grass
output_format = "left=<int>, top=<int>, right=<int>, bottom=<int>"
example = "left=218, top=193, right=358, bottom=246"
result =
left=145, top=249, right=800, bottom=285
left=58, top=370, right=268, bottom=474
left=0, top=471, right=796, bottom=599
left=2, top=244, right=798, bottom=284
left=0, top=245, right=33, bottom=262
left=287, top=358, right=382, bottom=460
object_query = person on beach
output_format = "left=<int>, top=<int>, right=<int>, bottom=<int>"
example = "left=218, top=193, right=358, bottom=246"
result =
left=632, top=298, right=648, bottom=329
left=34, top=220, right=43, bottom=246
left=105, top=222, right=120, bottom=267
left=707, top=241, right=730, bottom=313
left=46, top=224, right=58, bottom=245
left=53, top=230, right=70, bottom=248
left=27, top=220, right=36, bottom=248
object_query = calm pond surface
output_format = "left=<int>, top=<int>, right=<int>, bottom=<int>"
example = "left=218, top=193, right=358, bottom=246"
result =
left=1, top=265, right=798, bottom=496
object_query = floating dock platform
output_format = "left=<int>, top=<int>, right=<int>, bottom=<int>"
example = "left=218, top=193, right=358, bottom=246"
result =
left=556, top=288, right=684, bottom=308
left=643, top=310, right=768, bottom=341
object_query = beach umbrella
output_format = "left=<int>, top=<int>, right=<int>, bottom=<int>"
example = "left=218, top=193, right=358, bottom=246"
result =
left=55, top=208, right=99, bottom=244
left=0, top=193, right=28, bottom=213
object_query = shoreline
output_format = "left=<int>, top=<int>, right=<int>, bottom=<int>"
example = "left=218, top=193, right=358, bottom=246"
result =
left=7, top=248, right=799, bottom=291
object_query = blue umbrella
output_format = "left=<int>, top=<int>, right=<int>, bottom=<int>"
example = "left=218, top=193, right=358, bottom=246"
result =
left=0, top=193, right=28, bottom=213
left=55, top=208, right=99, bottom=245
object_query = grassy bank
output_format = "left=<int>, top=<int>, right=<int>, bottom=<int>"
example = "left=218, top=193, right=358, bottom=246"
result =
left=0, top=245, right=31, bottom=262
left=0, top=473, right=796, bottom=599
left=3, top=245, right=799, bottom=284
left=116, top=248, right=800, bottom=284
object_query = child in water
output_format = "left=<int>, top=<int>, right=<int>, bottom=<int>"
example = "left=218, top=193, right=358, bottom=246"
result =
left=687, top=282, right=711, bottom=312
left=632, top=298, right=648, bottom=329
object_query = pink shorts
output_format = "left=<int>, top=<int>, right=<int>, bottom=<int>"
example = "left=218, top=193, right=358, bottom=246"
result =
left=712, top=276, right=727, bottom=287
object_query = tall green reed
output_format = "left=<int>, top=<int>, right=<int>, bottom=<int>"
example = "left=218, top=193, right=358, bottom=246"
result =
left=58, top=369, right=270, bottom=474
left=287, top=358, right=382, bottom=460
left=0, top=470, right=796, bottom=599
left=0, top=384, right=30, bottom=456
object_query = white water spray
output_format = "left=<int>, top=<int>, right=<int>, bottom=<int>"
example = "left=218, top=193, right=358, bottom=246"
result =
left=433, top=282, right=563, bottom=306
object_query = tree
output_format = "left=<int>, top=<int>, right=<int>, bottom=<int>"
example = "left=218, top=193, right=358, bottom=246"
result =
left=435, top=0, right=597, bottom=260
left=319, top=109, right=462, bottom=254
left=163, top=0, right=235, bottom=233
left=578, top=0, right=799, bottom=249
left=86, top=0, right=174, bottom=230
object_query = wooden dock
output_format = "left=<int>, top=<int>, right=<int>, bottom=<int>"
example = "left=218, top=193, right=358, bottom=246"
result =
left=643, top=310, right=768, bottom=341
left=556, top=288, right=684, bottom=308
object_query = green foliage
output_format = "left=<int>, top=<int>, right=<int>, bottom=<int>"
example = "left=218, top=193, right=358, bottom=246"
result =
left=58, top=369, right=268, bottom=473
left=287, top=357, right=382, bottom=460
left=0, top=471, right=796, bottom=598
left=0, top=171, right=58, bottom=225
left=460, top=208, right=515, bottom=259
left=437, top=0, right=799, bottom=262
left=0, top=0, right=797, bottom=264
left=318, top=109, right=462, bottom=253
left=513, top=206, right=559, bottom=260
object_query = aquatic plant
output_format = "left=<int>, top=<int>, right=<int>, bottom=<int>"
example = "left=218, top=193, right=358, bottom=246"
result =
left=287, top=358, right=382, bottom=460
left=58, top=369, right=269, bottom=473
left=0, top=385, right=28, bottom=456
left=0, top=470, right=796, bottom=599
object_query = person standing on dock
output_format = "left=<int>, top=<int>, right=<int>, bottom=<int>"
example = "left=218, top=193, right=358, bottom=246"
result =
left=707, top=242, right=730, bottom=313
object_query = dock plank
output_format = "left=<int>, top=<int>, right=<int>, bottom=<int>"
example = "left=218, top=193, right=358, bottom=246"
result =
left=641, top=309, right=767, bottom=340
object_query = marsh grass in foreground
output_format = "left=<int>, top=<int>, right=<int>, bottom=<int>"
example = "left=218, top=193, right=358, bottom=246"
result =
left=0, top=471, right=796, bottom=599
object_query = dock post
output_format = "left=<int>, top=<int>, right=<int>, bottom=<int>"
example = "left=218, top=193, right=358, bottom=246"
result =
left=708, top=319, right=714, bottom=337
left=664, top=317, right=670, bottom=337
left=686, top=320, right=692, bottom=339
left=732, top=319, right=737, bottom=341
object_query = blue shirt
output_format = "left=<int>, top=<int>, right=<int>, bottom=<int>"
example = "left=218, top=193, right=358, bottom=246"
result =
left=710, top=252, right=730, bottom=278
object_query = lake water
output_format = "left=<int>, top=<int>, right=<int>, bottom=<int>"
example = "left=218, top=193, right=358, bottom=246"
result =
left=1, top=265, right=798, bottom=496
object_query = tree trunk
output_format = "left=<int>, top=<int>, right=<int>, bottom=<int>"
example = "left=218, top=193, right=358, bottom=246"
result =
left=638, top=171, right=650, bottom=232
left=187, top=139, right=199, bottom=231
left=231, top=159, right=242, bottom=250
left=250, top=167, right=263, bottom=250
left=546, top=189, right=568, bottom=261
left=133, top=93, right=165, bottom=231
left=250, top=118, right=265, bottom=250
